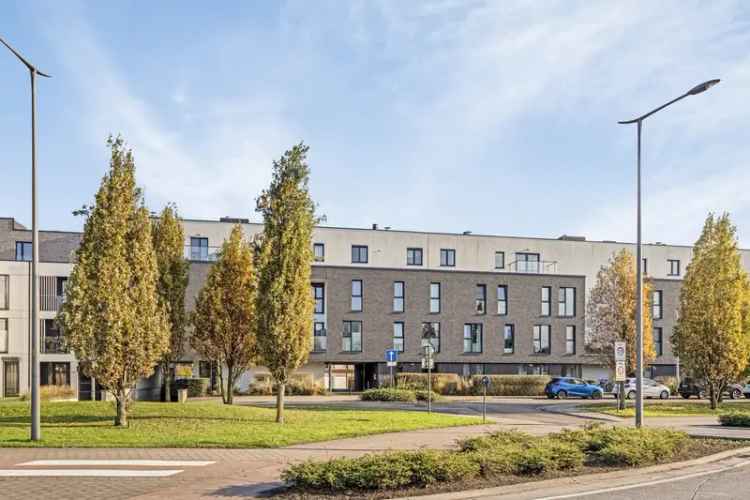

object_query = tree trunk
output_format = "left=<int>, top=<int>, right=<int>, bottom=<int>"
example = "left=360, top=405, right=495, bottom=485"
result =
left=218, top=363, right=226, bottom=404
left=617, top=381, right=625, bottom=411
left=225, top=365, right=234, bottom=405
left=276, top=383, right=285, bottom=424
left=709, top=385, right=719, bottom=410
left=164, top=364, right=172, bottom=403
left=114, top=395, right=128, bottom=427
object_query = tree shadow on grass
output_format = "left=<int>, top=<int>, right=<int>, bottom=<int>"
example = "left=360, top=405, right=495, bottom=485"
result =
left=0, top=414, right=113, bottom=425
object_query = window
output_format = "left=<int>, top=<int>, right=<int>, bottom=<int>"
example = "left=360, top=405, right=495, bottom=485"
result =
left=351, top=280, right=363, bottom=312
left=312, top=283, right=325, bottom=314
left=393, top=322, right=405, bottom=352
left=430, top=282, right=441, bottom=313
left=42, top=319, right=67, bottom=354
left=393, top=281, right=405, bottom=312
left=497, top=285, right=508, bottom=315
left=652, top=290, right=663, bottom=320
left=189, top=237, right=209, bottom=261
left=0, top=275, right=8, bottom=310
left=351, top=245, right=368, bottom=264
left=642, top=258, right=648, bottom=274
left=15, top=241, right=32, bottom=261
left=558, top=287, right=576, bottom=317
left=342, top=321, right=362, bottom=352
left=517, top=252, right=540, bottom=273
left=668, top=259, right=680, bottom=276
left=313, top=243, right=325, bottom=262
left=495, top=251, right=505, bottom=269
left=541, top=287, right=551, bottom=316
left=503, top=324, right=514, bottom=354
left=313, top=322, right=327, bottom=352
left=565, top=325, right=576, bottom=354
left=440, top=248, right=456, bottom=267
left=463, top=323, right=483, bottom=353
left=533, top=325, right=551, bottom=354
left=406, top=248, right=423, bottom=266
left=475, top=284, right=486, bottom=314
left=422, top=322, right=440, bottom=353
left=40, top=362, right=70, bottom=386
left=653, top=327, right=663, bottom=356
left=0, top=318, right=7, bottom=353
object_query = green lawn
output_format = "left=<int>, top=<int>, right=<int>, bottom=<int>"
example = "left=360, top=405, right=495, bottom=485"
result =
left=581, top=401, right=750, bottom=417
left=0, top=400, right=479, bottom=448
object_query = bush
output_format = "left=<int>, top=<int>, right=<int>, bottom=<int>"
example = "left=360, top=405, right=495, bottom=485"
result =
left=655, top=376, right=679, bottom=395
left=469, top=375, right=550, bottom=396
left=460, top=430, right=534, bottom=452
left=415, top=390, right=442, bottom=402
left=171, top=378, right=209, bottom=399
left=21, top=385, right=76, bottom=401
left=247, top=373, right=326, bottom=396
left=360, top=388, right=416, bottom=402
left=396, top=373, right=466, bottom=394
left=720, top=412, right=750, bottom=427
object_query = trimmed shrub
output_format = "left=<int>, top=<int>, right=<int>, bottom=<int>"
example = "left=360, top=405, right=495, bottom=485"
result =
left=581, top=426, right=688, bottom=466
left=469, top=375, right=550, bottom=396
left=170, top=378, right=209, bottom=399
left=719, top=412, right=750, bottom=427
left=248, top=373, right=326, bottom=396
left=396, top=373, right=466, bottom=394
left=460, top=430, right=534, bottom=452
left=361, top=388, right=416, bottom=402
left=415, top=390, right=443, bottom=402
left=21, top=385, right=76, bottom=401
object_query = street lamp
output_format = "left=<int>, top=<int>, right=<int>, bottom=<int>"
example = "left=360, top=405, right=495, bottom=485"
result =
left=618, top=79, right=719, bottom=428
left=0, top=35, right=51, bottom=441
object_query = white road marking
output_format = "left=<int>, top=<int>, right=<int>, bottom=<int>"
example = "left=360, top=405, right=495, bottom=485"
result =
left=0, top=469, right=183, bottom=477
left=535, top=458, right=750, bottom=499
left=18, top=459, right=215, bottom=467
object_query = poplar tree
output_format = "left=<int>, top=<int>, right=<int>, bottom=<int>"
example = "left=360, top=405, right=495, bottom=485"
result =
left=59, top=136, right=169, bottom=426
left=673, top=213, right=750, bottom=409
left=191, top=225, right=257, bottom=404
left=586, top=249, right=655, bottom=408
left=152, top=204, right=190, bottom=402
left=256, top=143, right=316, bottom=424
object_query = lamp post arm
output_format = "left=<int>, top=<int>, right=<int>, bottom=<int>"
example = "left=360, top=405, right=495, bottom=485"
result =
left=0, top=36, right=51, bottom=77
left=618, top=93, right=689, bottom=124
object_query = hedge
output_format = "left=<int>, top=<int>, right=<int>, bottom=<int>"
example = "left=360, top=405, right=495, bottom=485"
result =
left=468, top=375, right=550, bottom=396
left=720, top=412, right=750, bottom=427
left=396, top=373, right=468, bottom=394
left=171, top=378, right=210, bottom=399
left=247, top=373, right=326, bottom=396
left=361, top=388, right=416, bottom=402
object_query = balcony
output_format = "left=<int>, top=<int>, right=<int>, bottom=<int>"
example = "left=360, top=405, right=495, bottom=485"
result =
left=42, top=333, right=68, bottom=354
left=184, top=245, right=221, bottom=262
left=40, top=293, right=65, bottom=312
left=508, top=260, right=558, bottom=274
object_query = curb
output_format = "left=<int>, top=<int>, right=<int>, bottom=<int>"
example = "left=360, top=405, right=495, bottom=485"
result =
left=538, top=404, right=623, bottom=422
left=406, top=445, right=750, bottom=500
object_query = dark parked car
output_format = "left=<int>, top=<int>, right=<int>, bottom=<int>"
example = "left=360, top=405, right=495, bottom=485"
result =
left=678, top=378, right=743, bottom=400
left=545, top=377, right=603, bottom=399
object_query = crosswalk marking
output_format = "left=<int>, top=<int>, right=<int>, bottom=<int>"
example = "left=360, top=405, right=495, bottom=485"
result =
left=0, top=469, right=183, bottom=477
left=18, top=459, right=215, bottom=467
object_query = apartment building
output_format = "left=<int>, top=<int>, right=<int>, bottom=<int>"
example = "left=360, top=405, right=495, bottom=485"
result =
left=3, top=214, right=749, bottom=397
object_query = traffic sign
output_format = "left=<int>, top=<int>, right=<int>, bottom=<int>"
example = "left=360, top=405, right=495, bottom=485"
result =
left=614, top=341, right=626, bottom=362
left=615, top=361, right=626, bottom=381
left=387, top=361, right=397, bottom=367
left=481, top=375, right=491, bottom=387
left=421, top=358, right=434, bottom=370
left=385, top=349, right=398, bottom=363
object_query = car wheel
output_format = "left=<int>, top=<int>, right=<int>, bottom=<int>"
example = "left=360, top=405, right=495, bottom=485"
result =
left=557, top=390, right=568, bottom=400
left=660, top=390, right=669, bottom=400
left=745, top=394, right=750, bottom=399
left=680, top=393, right=691, bottom=399
left=546, top=394, right=555, bottom=399
left=698, top=390, right=706, bottom=399
left=626, top=391, right=636, bottom=400
left=730, top=388, right=741, bottom=400
left=591, top=391, right=603, bottom=400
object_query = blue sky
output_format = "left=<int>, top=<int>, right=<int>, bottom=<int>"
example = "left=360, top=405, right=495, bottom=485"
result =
left=1, top=1, right=749, bottom=245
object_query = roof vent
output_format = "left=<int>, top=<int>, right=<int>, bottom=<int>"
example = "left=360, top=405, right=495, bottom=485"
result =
left=558, top=234, right=586, bottom=241
left=220, top=216, right=250, bottom=224
left=463, top=230, right=472, bottom=235
left=384, top=226, right=392, bottom=230
left=372, top=223, right=379, bottom=230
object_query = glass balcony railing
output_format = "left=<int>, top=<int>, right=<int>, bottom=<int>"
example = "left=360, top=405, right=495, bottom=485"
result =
left=183, top=245, right=221, bottom=262
left=508, top=260, right=558, bottom=274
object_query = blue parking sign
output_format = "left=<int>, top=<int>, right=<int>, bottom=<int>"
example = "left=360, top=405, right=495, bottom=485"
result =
left=385, top=349, right=398, bottom=363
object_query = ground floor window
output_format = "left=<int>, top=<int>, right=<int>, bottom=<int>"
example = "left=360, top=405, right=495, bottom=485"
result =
left=524, top=363, right=549, bottom=375
left=40, top=362, right=70, bottom=386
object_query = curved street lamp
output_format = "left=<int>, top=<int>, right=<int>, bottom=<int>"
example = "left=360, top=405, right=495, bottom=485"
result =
left=618, top=79, right=720, bottom=429
left=0, top=35, right=51, bottom=441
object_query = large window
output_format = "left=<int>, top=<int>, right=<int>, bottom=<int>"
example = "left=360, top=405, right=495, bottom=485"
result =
left=565, top=325, right=576, bottom=354
left=313, top=322, right=327, bottom=352
left=422, top=322, right=440, bottom=353
left=440, top=248, right=456, bottom=267
left=430, top=282, right=441, bottom=313
left=558, top=287, right=576, bottom=317
left=342, top=321, right=362, bottom=352
left=653, top=327, right=663, bottom=356
left=667, top=259, right=680, bottom=276
left=40, top=362, right=70, bottom=386
left=351, top=245, right=368, bottom=264
left=533, top=325, right=551, bottom=354
left=189, top=237, right=209, bottom=261
left=495, top=251, right=505, bottom=270
left=406, top=248, right=423, bottom=266
left=463, top=323, right=483, bottom=353
left=313, top=243, right=325, bottom=262
left=475, top=284, right=486, bottom=314
left=312, top=283, right=325, bottom=314
left=0, top=318, right=7, bottom=353
left=42, top=319, right=67, bottom=354
left=351, top=280, right=363, bottom=312
left=503, top=324, right=514, bottom=354
left=393, top=281, right=405, bottom=312
left=652, top=290, right=663, bottom=320
left=516, top=252, right=540, bottom=273
left=15, top=241, right=32, bottom=261
left=0, top=274, right=8, bottom=310
left=393, top=322, right=405, bottom=352
left=541, top=287, right=551, bottom=316
left=497, top=285, right=508, bottom=315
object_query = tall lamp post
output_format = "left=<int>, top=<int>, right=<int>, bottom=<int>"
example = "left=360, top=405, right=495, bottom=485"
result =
left=1, top=36, right=51, bottom=441
left=618, top=79, right=719, bottom=428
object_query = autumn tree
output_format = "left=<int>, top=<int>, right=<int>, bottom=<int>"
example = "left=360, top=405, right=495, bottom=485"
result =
left=152, top=204, right=190, bottom=402
left=59, top=136, right=169, bottom=426
left=256, top=143, right=317, bottom=423
left=191, top=225, right=257, bottom=404
left=586, top=249, right=655, bottom=408
left=673, top=213, right=750, bottom=409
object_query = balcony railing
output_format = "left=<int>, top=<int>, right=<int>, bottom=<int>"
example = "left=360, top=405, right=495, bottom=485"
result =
left=42, top=335, right=68, bottom=354
left=40, top=294, right=65, bottom=312
left=183, top=245, right=221, bottom=262
left=508, top=260, right=558, bottom=274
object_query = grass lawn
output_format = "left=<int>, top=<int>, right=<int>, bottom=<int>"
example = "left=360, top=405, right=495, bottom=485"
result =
left=580, top=401, right=750, bottom=417
left=0, top=400, right=479, bottom=448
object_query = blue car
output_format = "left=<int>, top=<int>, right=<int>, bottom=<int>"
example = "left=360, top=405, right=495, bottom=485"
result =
left=545, top=377, right=603, bottom=399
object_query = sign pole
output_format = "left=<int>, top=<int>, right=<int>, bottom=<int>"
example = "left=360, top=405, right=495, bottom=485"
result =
left=482, top=383, right=487, bottom=423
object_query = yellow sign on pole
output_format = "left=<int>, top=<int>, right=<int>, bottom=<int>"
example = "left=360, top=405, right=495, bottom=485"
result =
left=615, top=361, right=626, bottom=382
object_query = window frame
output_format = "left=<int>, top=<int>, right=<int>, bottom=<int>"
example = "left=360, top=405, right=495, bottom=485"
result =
left=475, top=284, right=487, bottom=315
left=517, top=252, right=540, bottom=273
left=342, top=320, right=362, bottom=352
left=463, top=323, right=483, bottom=353
left=406, top=247, right=423, bottom=266
left=15, top=241, right=32, bottom=262
left=393, top=321, right=405, bottom=352
left=495, top=251, right=505, bottom=270
left=541, top=286, right=551, bottom=316
left=653, top=326, right=663, bottom=356
left=497, top=285, right=508, bottom=315
left=421, top=322, right=441, bottom=353
left=667, top=259, right=680, bottom=276
left=503, top=324, right=514, bottom=354
left=312, top=283, right=325, bottom=314
left=558, top=287, right=576, bottom=317
left=0, top=318, right=7, bottom=353
left=565, top=325, right=576, bottom=355
left=393, top=281, right=405, bottom=313
left=533, top=324, right=551, bottom=354
left=313, top=243, right=325, bottom=262
left=313, top=322, right=327, bottom=352
left=429, top=282, right=441, bottom=313
left=351, top=279, right=363, bottom=312
left=652, top=290, right=663, bottom=320
left=351, top=245, right=369, bottom=264
left=0, top=274, right=8, bottom=310
left=440, top=248, right=456, bottom=267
